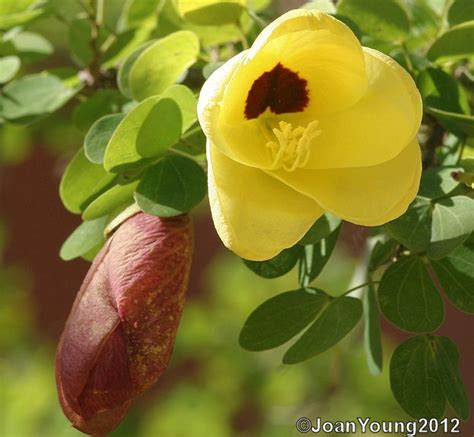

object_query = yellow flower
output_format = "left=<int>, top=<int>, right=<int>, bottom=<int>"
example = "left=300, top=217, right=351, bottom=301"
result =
left=198, top=10, right=422, bottom=261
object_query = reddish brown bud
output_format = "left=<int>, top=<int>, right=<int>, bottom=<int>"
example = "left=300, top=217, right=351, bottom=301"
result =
left=56, top=212, right=193, bottom=436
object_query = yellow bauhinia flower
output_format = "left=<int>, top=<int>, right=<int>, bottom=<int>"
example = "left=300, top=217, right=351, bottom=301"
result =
left=198, top=9, right=423, bottom=261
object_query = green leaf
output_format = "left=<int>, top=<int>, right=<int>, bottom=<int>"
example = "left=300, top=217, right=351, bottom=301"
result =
left=103, top=95, right=160, bottom=172
left=298, top=225, right=341, bottom=287
left=378, top=256, right=444, bottom=333
left=283, top=296, right=362, bottom=364
left=428, top=196, right=474, bottom=259
left=242, top=245, right=303, bottom=279
left=157, top=0, right=241, bottom=47
left=426, top=107, right=474, bottom=137
left=363, top=283, right=383, bottom=375
left=448, top=0, right=474, bottom=26
left=68, top=18, right=93, bottom=66
left=135, top=155, right=206, bottom=216
left=174, top=125, right=206, bottom=156
left=432, top=336, right=470, bottom=420
left=403, top=0, right=445, bottom=49
left=60, top=148, right=116, bottom=214
left=332, top=14, right=363, bottom=40
left=368, top=238, right=398, bottom=272
left=102, top=27, right=154, bottom=69
left=129, top=30, right=199, bottom=101
left=0, top=56, right=19, bottom=83
left=0, top=2, right=43, bottom=30
left=59, top=216, right=108, bottom=261
left=161, top=84, right=197, bottom=133
left=136, top=98, right=182, bottom=158
left=117, top=41, right=154, bottom=99
left=298, top=213, right=341, bottom=246
left=84, top=114, right=126, bottom=165
left=385, top=197, right=432, bottom=253
left=45, top=0, right=83, bottom=21
left=82, top=180, right=139, bottom=220
left=68, top=18, right=108, bottom=66
left=390, top=335, right=446, bottom=419
left=239, top=289, right=328, bottom=351
left=428, top=21, right=474, bottom=62
left=73, top=90, right=127, bottom=132
left=177, top=0, right=245, bottom=25
left=417, top=68, right=470, bottom=115
left=0, top=73, right=76, bottom=123
left=419, top=166, right=462, bottom=199
left=8, top=31, right=53, bottom=61
left=430, top=244, right=474, bottom=313
left=80, top=241, right=104, bottom=262
left=337, top=0, right=410, bottom=41
left=117, top=0, right=161, bottom=30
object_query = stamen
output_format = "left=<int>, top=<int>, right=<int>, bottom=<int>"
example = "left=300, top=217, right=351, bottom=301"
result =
left=266, top=121, right=321, bottom=172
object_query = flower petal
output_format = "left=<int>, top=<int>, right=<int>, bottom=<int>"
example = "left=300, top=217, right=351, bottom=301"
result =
left=304, top=47, right=422, bottom=169
left=250, top=9, right=361, bottom=54
left=207, top=142, right=324, bottom=260
left=198, top=10, right=369, bottom=169
left=268, top=138, right=422, bottom=226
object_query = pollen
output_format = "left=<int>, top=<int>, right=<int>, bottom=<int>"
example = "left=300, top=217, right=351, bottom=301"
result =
left=266, top=120, right=321, bottom=172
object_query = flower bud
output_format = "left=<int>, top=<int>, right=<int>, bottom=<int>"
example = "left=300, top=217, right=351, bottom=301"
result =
left=56, top=212, right=193, bottom=436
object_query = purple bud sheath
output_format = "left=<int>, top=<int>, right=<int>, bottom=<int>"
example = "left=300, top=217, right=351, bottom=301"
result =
left=56, top=212, right=193, bottom=436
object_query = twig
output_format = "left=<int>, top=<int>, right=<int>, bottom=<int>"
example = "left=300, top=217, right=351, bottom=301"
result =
left=342, top=280, right=380, bottom=296
left=422, top=114, right=445, bottom=169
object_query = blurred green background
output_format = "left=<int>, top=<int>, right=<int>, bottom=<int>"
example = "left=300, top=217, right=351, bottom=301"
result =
left=1, top=0, right=473, bottom=436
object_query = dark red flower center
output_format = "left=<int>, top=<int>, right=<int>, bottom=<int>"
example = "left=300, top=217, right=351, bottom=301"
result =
left=244, top=63, right=309, bottom=120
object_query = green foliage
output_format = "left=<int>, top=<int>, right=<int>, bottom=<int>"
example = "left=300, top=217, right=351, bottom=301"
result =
left=448, top=0, right=474, bottom=26
left=337, top=0, right=410, bottom=41
left=60, top=148, right=116, bottom=214
left=298, top=224, right=341, bottom=287
left=428, top=195, right=474, bottom=258
left=428, top=20, right=474, bottom=62
left=128, top=31, right=199, bottom=101
left=0, top=73, right=76, bottom=123
left=0, top=56, right=20, bottom=83
left=239, top=289, right=327, bottom=351
left=73, top=90, right=126, bottom=132
left=390, top=335, right=469, bottom=420
left=135, top=155, right=207, bottom=216
left=430, top=243, right=474, bottom=313
left=85, top=114, right=126, bottom=165
left=117, top=42, right=153, bottom=98
left=363, top=283, right=383, bottom=375
left=242, top=246, right=302, bottom=279
left=82, top=180, right=139, bottom=220
left=177, top=0, right=245, bottom=26
left=137, top=98, right=182, bottom=157
left=59, top=216, right=107, bottom=261
left=368, top=239, right=398, bottom=273
left=104, top=95, right=161, bottom=172
left=378, top=256, right=444, bottom=333
left=0, top=0, right=44, bottom=30
left=283, top=296, right=362, bottom=364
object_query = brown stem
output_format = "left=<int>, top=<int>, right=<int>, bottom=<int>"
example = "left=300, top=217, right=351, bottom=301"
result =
left=422, top=114, right=445, bottom=169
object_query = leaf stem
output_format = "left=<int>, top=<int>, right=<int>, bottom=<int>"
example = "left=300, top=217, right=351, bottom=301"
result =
left=169, top=148, right=207, bottom=170
left=401, top=43, right=414, bottom=74
left=343, top=280, right=380, bottom=296
left=456, top=136, right=467, bottom=164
